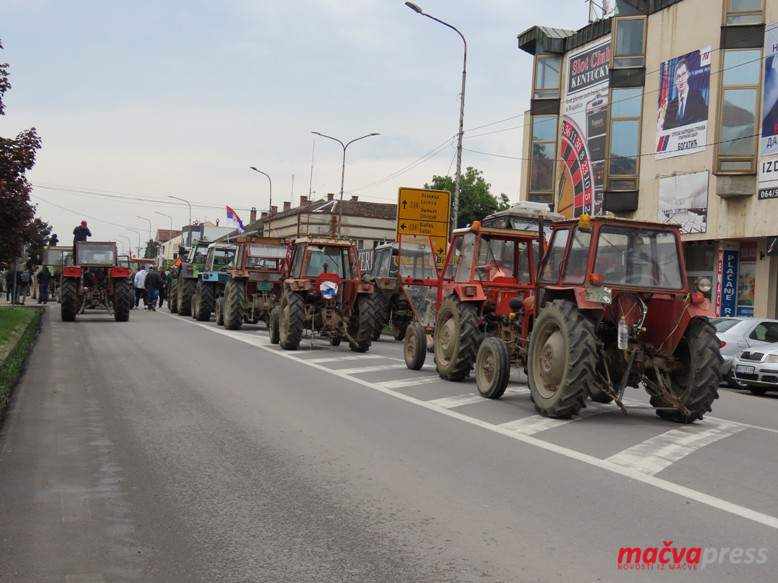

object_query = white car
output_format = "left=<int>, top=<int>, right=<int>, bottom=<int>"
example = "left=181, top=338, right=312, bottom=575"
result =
left=711, top=317, right=778, bottom=389
left=732, top=342, right=778, bottom=395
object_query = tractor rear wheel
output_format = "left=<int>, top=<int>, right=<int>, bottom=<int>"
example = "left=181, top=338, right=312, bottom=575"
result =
left=269, top=307, right=280, bottom=344
left=476, top=337, right=510, bottom=399
left=194, top=281, right=214, bottom=321
left=223, top=280, right=246, bottom=330
left=168, top=279, right=179, bottom=313
left=404, top=322, right=427, bottom=370
left=349, top=293, right=381, bottom=353
left=60, top=278, right=78, bottom=322
left=434, top=297, right=480, bottom=381
left=215, top=297, right=224, bottom=326
left=649, top=316, right=721, bottom=423
left=527, top=299, right=595, bottom=418
left=113, top=279, right=132, bottom=322
left=279, top=291, right=304, bottom=350
left=372, top=294, right=386, bottom=341
left=178, top=278, right=196, bottom=316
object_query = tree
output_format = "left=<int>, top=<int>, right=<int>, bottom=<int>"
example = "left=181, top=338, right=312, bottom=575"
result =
left=0, top=39, right=44, bottom=263
left=144, top=240, right=159, bottom=259
left=424, top=167, right=510, bottom=229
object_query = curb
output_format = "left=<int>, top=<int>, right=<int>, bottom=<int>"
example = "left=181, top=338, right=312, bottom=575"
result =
left=0, top=307, right=43, bottom=415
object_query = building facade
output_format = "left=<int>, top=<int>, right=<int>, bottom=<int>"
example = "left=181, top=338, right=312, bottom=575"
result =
left=519, top=0, right=778, bottom=317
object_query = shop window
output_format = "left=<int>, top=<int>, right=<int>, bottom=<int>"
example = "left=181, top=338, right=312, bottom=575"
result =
left=613, top=17, right=646, bottom=69
left=606, top=88, right=642, bottom=191
left=715, top=49, right=761, bottom=174
left=534, top=56, right=561, bottom=99
left=528, top=115, right=558, bottom=206
left=724, top=0, right=764, bottom=25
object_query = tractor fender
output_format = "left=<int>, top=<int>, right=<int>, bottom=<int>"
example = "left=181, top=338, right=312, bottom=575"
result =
left=111, top=267, right=130, bottom=278
left=286, top=279, right=313, bottom=292
left=63, top=266, right=82, bottom=277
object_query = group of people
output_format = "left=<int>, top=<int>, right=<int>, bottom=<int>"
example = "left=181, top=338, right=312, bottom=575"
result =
left=2, top=262, right=53, bottom=305
left=130, top=265, right=175, bottom=311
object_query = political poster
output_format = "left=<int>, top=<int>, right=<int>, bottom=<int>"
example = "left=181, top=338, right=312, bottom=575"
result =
left=656, top=47, right=712, bottom=159
left=761, top=23, right=778, bottom=156
left=556, top=37, right=610, bottom=218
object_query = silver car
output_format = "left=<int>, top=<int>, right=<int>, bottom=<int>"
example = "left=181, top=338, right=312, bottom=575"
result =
left=732, top=342, right=778, bottom=395
left=711, top=317, right=778, bottom=389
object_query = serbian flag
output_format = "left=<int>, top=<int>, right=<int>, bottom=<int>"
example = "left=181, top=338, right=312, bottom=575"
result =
left=226, top=205, right=245, bottom=232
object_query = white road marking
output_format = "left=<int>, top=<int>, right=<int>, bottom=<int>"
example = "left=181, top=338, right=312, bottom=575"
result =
left=336, top=364, right=408, bottom=375
left=429, top=387, right=530, bottom=409
left=606, top=421, right=746, bottom=476
left=378, top=375, right=442, bottom=390
left=304, top=355, right=385, bottom=364
left=499, top=401, right=611, bottom=435
left=171, top=313, right=778, bottom=531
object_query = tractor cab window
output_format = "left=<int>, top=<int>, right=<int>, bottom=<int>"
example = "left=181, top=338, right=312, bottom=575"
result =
left=248, top=245, right=286, bottom=269
left=371, top=246, right=395, bottom=278
left=77, top=244, right=115, bottom=266
left=561, top=228, right=591, bottom=284
left=443, top=236, right=466, bottom=281
left=290, top=247, right=305, bottom=278
left=594, top=226, right=683, bottom=289
left=213, top=248, right=235, bottom=267
left=454, top=232, right=477, bottom=283
left=304, top=245, right=349, bottom=278
left=476, top=237, right=515, bottom=282
left=539, top=228, right=570, bottom=283
left=398, top=241, right=437, bottom=279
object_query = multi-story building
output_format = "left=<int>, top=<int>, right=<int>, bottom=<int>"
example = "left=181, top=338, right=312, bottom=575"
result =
left=519, top=0, right=778, bottom=317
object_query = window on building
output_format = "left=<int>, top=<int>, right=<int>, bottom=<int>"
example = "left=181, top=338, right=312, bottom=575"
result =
left=534, top=56, right=561, bottom=99
left=606, top=87, right=642, bottom=191
left=528, top=115, right=558, bottom=205
left=613, top=17, right=646, bottom=69
left=716, top=49, right=761, bottom=173
left=724, top=0, right=764, bottom=25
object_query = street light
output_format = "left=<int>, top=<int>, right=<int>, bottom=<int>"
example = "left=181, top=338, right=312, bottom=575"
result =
left=249, top=166, right=273, bottom=236
left=136, top=215, right=152, bottom=244
left=155, top=211, right=173, bottom=232
left=117, top=235, right=132, bottom=257
left=310, top=131, right=380, bottom=237
left=126, top=228, right=142, bottom=258
left=168, top=195, right=192, bottom=247
left=405, top=1, right=467, bottom=233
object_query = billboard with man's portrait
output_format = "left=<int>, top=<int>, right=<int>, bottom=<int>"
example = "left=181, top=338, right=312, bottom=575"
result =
left=656, top=47, right=712, bottom=159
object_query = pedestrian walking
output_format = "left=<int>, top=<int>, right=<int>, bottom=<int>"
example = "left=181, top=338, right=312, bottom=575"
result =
left=16, top=268, right=31, bottom=305
left=144, top=266, right=162, bottom=311
left=5, top=267, right=14, bottom=302
left=133, top=266, right=147, bottom=309
left=37, top=266, right=52, bottom=304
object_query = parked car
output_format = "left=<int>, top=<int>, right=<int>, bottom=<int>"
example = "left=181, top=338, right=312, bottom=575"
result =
left=732, top=342, right=778, bottom=395
left=711, top=317, right=778, bottom=389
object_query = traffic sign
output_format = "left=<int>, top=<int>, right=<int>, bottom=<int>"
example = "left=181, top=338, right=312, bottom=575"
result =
left=396, top=187, right=450, bottom=266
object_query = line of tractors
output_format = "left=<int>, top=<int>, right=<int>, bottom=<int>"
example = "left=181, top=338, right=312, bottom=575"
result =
left=71, top=202, right=721, bottom=424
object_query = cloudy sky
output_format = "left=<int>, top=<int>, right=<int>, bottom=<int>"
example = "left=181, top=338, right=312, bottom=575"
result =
left=2, top=0, right=592, bottom=253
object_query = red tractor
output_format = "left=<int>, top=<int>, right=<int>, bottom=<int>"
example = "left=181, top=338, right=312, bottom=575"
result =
left=401, top=226, right=541, bottom=387
left=60, top=241, right=133, bottom=322
left=217, top=236, right=287, bottom=334
left=515, top=214, right=720, bottom=422
left=277, top=237, right=381, bottom=352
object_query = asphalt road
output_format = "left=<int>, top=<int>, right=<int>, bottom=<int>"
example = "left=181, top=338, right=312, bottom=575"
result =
left=1, top=305, right=777, bottom=582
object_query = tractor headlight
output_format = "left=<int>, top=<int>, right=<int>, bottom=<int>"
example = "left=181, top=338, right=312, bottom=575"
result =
left=695, top=277, right=712, bottom=294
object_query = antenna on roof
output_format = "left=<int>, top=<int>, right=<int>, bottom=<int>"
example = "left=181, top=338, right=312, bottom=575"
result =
left=588, top=0, right=612, bottom=23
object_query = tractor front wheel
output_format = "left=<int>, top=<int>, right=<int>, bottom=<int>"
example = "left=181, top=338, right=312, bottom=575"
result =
left=434, top=297, right=480, bottom=381
left=476, top=337, right=510, bottom=399
left=60, top=278, right=78, bottom=322
left=279, top=291, right=305, bottom=350
left=527, top=300, right=595, bottom=418
left=215, top=297, right=224, bottom=326
left=649, top=316, right=721, bottom=423
left=113, top=279, right=132, bottom=322
left=168, top=279, right=179, bottom=313
left=404, top=322, right=427, bottom=370
left=178, top=278, right=196, bottom=316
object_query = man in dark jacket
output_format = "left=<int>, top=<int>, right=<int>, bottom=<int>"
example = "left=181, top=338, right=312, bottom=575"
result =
left=73, top=220, right=92, bottom=264
left=144, top=266, right=162, bottom=311
left=37, top=266, right=52, bottom=305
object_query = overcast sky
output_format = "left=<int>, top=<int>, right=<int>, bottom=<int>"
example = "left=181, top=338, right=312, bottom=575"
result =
left=2, top=0, right=591, bottom=252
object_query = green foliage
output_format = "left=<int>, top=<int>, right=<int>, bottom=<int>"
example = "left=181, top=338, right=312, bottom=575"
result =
left=0, top=306, right=41, bottom=412
left=144, top=240, right=159, bottom=259
left=424, top=167, right=511, bottom=229
left=0, top=39, right=45, bottom=264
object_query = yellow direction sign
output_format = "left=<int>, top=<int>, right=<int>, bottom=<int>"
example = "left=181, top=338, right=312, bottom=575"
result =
left=396, top=187, right=451, bottom=266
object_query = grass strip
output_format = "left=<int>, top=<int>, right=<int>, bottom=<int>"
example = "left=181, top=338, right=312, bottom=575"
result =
left=0, top=307, right=42, bottom=412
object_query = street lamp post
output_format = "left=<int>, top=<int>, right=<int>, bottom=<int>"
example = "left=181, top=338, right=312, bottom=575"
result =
left=310, top=131, right=380, bottom=237
left=249, top=167, right=273, bottom=236
left=136, top=215, right=152, bottom=245
left=126, top=228, right=142, bottom=258
left=405, top=1, right=467, bottom=233
left=168, top=195, right=192, bottom=247
left=155, top=211, right=173, bottom=232
left=155, top=211, right=173, bottom=262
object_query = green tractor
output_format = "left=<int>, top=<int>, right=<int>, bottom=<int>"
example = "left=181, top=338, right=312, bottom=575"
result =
left=192, top=242, right=236, bottom=322
left=168, top=239, right=210, bottom=316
